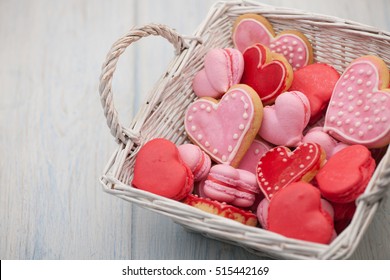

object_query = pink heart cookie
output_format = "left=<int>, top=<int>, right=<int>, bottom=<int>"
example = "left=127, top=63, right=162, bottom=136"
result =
left=324, top=55, right=390, bottom=148
left=258, top=91, right=311, bottom=146
left=192, top=48, right=244, bottom=99
left=185, top=84, right=263, bottom=167
left=232, top=14, right=313, bottom=71
left=238, top=138, right=272, bottom=174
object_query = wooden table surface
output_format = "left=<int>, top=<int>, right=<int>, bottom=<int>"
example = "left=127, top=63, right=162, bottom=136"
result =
left=1, top=0, right=389, bottom=260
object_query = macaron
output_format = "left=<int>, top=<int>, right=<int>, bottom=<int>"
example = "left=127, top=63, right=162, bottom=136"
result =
left=316, top=145, right=376, bottom=203
left=184, top=194, right=258, bottom=226
left=132, top=138, right=194, bottom=201
left=192, top=48, right=244, bottom=99
left=203, top=164, right=260, bottom=208
left=178, top=143, right=211, bottom=182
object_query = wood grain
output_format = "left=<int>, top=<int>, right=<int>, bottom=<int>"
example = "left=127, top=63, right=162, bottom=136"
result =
left=0, top=0, right=389, bottom=259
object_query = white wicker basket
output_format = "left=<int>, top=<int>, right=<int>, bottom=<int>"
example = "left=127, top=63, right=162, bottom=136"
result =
left=99, top=0, right=390, bottom=259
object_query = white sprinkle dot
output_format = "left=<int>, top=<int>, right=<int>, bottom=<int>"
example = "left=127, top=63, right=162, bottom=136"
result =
left=267, top=187, right=271, bottom=191
left=233, top=133, right=239, bottom=140
left=367, top=70, right=373, bottom=76
left=197, top=134, right=203, bottom=140
left=206, top=107, right=211, bottom=113
left=382, top=117, right=388, bottom=122
left=205, top=141, right=210, bottom=147
left=289, top=53, right=294, bottom=58
left=188, top=116, right=193, bottom=121
left=349, top=128, right=354, bottom=134
left=337, top=121, right=343, bottom=127
left=222, top=155, right=227, bottom=161
left=355, top=121, right=361, bottom=127
left=357, top=100, right=363, bottom=106
left=281, top=179, right=286, bottom=183
left=338, top=111, right=344, bottom=117
left=358, top=131, right=364, bottom=137
left=191, top=125, right=196, bottom=131
left=329, top=116, right=336, bottom=122
left=375, top=117, right=381, bottom=123
left=297, top=47, right=303, bottom=52
left=357, top=79, right=363, bottom=85
left=282, top=158, right=288, bottom=162
left=255, top=149, right=260, bottom=155
left=275, top=186, right=279, bottom=190
left=347, top=87, right=353, bottom=92
left=213, top=148, right=218, bottom=154
left=366, top=81, right=372, bottom=87
left=306, top=156, right=311, bottom=160
left=338, top=92, right=344, bottom=98
left=192, top=107, right=197, bottom=112
left=264, top=182, right=269, bottom=186
left=367, top=93, right=373, bottom=99
left=345, top=118, right=351, bottom=124
left=239, top=124, right=245, bottom=130
left=200, top=104, right=205, bottom=109
left=338, top=102, right=344, bottom=108
left=243, top=113, right=248, bottom=119
left=364, top=105, right=370, bottom=111
left=292, top=40, right=298, bottom=45
left=350, top=76, right=355, bottom=81
left=299, top=164, right=305, bottom=169
left=364, top=117, right=370, bottom=123
left=348, top=106, right=354, bottom=112
left=368, top=125, right=373, bottom=130
left=228, top=145, right=233, bottom=152
left=290, top=172, right=295, bottom=176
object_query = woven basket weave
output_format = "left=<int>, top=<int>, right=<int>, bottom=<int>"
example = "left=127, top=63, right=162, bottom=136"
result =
left=99, top=0, right=390, bottom=259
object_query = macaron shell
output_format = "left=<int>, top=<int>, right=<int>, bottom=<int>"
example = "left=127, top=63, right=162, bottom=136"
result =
left=178, top=144, right=211, bottom=181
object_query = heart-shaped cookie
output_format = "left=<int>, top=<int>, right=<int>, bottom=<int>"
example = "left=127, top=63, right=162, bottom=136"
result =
left=289, top=63, right=340, bottom=124
left=241, top=44, right=293, bottom=105
left=257, top=143, right=325, bottom=200
left=185, top=84, right=263, bottom=167
left=258, top=91, right=311, bottom=146
left=268, top=182, right=334, bottom=244
left=132, top=138, right=194, bottom=200
left=324, top=55, right=390, bottom=148
left=232, top=14, right=313, bottom=71
left=238, top=138, right=272, bottom=174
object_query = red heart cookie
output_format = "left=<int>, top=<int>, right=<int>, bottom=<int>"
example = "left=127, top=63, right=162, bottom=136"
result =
left=241, top=44, right=293, bottom=105
left=289, top=63, right=340, bottom=124
left=324, top=55, right=390, bottom=148
left=268, top=182, right=334, bottom=244
left=132, top=138, right=194, bottom=200
left=185, top=84, right=263, bottom=167
left=232, top=14, right=313, bottom=71
left=256, top=143, right=325, bottom=200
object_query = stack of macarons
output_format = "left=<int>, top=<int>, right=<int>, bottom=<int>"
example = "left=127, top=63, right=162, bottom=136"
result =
left=131, top=13, right=390, bottom=245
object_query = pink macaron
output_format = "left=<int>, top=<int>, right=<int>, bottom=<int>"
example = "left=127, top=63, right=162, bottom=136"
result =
left=203, top=164, right=260, bottom=208
left=178, top=144, right=211, bottom=182
left=192, top=48, right=244, bottom=99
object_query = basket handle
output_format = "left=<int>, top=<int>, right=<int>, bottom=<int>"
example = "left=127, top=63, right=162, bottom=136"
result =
left=99, top=24, right=188, bottom=144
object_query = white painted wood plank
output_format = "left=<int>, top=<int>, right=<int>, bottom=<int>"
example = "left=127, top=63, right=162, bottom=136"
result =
left=0, top=0, right=389, bottom=260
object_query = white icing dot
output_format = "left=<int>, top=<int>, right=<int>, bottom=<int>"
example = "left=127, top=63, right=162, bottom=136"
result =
left=341, top=81, right=347, bottom=87
left=338, top=102, right=344, bottom=108
left=303, top=143, right=308, bottom=147
left=200, top=104, right=206, bottom=109
left=205, top=141, right=210, bottom=147
left=344, top=74, right=350, bottom=80
left=192, top=107, right=197, bottom=112
left=228, top=145, right=233, bottom=152
left=338, top=92, right=344, bottom=98
left=367, top=70, right=373, bottom=76
left=366, top=81, right=372, bottom=87
left=282, top=158, right=287, bottom=162
left=276, top=48, right=281, bottom=52
left=358, top=131, right=364, bottom=137
left=233, top=133, right=239, bottom=140
left=329, top=116, right=336, bottom=122
left=213, top=148, right=218, bottom=154
left=275, top=41, right=281, bottom=46
left=231, top=93, right=237, bottom=99
left=239, top=124, right=245, bottom=130
left=306, top=156, right=311, bottom=160
left=276, top=148, right=282, bottom=152
left=368, top=125, right=373, bottom=130
left=188, top=116, right=193, bottom=121
left=289, top=53, right=294, bottom=58
left=337, top=121, right=342, bottom=127
left=267, top=187, right=271, bottom=191
left=382, top=117, right=388, bottom=122
left=283, top=38, right=288, bottom=43
left=364, top=105, right=370, bottom=111
left=298, top=56, right=303, bottom=60
left=270, top=43, right=275, bottom=48
left=197, top=134, right=203, bottom=140
left=299, top=164, right=305, bottom=169
left=222, top=155, right=227, bottom=161
left=381, top=96, right=388, bottom=102
left=292, top=40, right=298, bottom=45
left=243, top=113, right=248, bottom=119
left=244, top=103, right=249, bottom=109
left=348, top=106, right=354, bottom=112
left=206, top=107, right=211, bottom=113
left=350, top=76, right=355, bottom=81
left=290, top=172, right=295, bottom=176
left=338, top=111, right=344, bottom=117
left=264, top=182, right=269, bottom=186
left=261, top=178, right=266, bottom=182
left=274, top=186, right=279, bottom=190
left=269, top=194, right=273, bottom=198
left=356, top=100, right=363, bottom=106
left=359, top=69, right=365, bottom=74
left=345, top=118, right=351, bottom=124
left=372, top=99, right=378, bottom=104
left=347, top=87, right=353, bottom=92
left=364, top=117, right=370, bottom=123
left=289, top=59, right=294, bottom=64
left=191, top=125, right=196, bottom=131
left=366, top=93, right=372, bottom=99
left=297, top=47, right=303, bottom=52
left=288, top=46, right=293, bottom=51
left=375, top=117, right=381, bottom=123
left=357, top=79, right=363, bottom=85
left=374, top=109, right=380, bottom=115
left=355, top=121, right=361, bottom=127
left=281, top=179, right=286, bottom=183
left=348, top=95, right=354, bottom=101
left=349, top=128, right=354, bottom=134
left=296, top=63, right=301, bottom=68
left=255, top=149, right=260, bottom=155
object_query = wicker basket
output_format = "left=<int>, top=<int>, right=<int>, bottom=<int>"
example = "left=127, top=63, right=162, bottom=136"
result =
left=99, top=0, right=390, bottom=259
